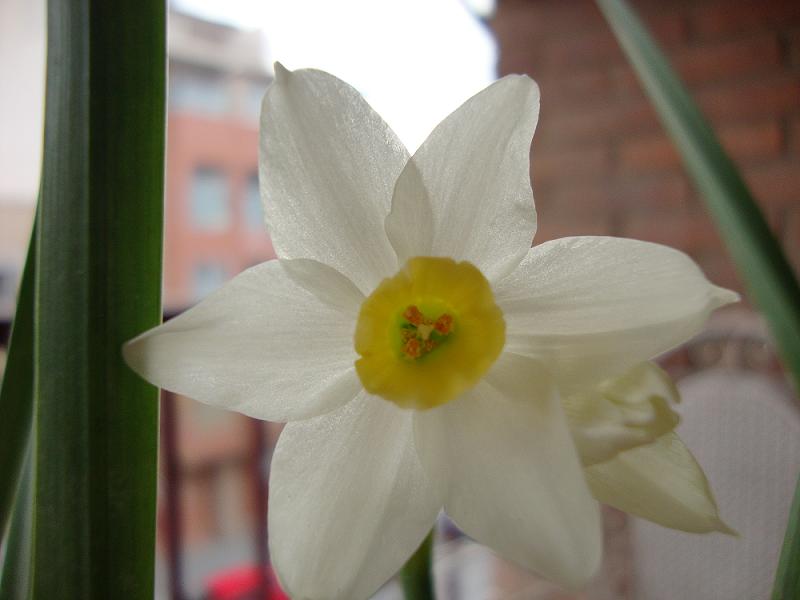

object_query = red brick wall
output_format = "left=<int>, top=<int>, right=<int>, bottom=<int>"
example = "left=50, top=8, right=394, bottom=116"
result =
left=491, top=0, right=800, bottom=295
left=164, top=112, right=275, bottom=311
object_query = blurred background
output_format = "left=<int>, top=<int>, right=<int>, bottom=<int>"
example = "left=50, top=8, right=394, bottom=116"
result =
left=1, top=0, right=799, bottom=598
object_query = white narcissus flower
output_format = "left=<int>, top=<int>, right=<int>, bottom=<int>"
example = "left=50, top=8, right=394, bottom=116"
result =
left=124, top=65, right=737, bottom=600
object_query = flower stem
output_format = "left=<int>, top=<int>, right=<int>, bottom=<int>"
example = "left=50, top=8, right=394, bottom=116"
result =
left=400, top=529, right=436, bottom=600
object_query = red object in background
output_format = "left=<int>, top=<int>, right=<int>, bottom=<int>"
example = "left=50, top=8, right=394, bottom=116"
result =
left=206, top=565, right=289, bottom=600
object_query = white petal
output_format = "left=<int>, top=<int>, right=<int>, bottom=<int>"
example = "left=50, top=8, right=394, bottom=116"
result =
left=496, top=237, right=739, bottom=389
left=415, top=354, right=602, bottom=589
left=565, top=363, right=681, bottom=466
left=281, top=258, right=365, bottom=314
left=124, top=259, right=362, bottom=422
left=386, top=75, right=539, bottom=282
left=260, top=64, right=408, bottom=293
left=585, top=432, right=734, bottom=534
left=269, top=393, right=442, bottom=600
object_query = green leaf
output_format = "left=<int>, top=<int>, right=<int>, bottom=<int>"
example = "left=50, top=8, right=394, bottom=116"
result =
left=0, top=448, right=33, bottom=600
left=0, top=223, right=35, bottom=537
left=774, top=482, right=800, bottom=599
left=400, top=530, right=436, bottom=600
left=31, top=1, right=165, bottom=597
left=596, top=1, right=800, bottom=598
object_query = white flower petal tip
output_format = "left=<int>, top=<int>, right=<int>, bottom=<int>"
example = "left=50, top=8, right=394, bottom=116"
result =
left=122, top=338, right=144, bottom=374
left=710, top=286, right=741, bottom=308
left=123, top=260, right=361, bottom=422
left=273, top=60, right=290, bottom=82
left=260, top=63, right=408, bottom=293
left=386, top=74, right=540, bottom=281
left=497, top=237, right=742, bottom=388
left=585, top=431, right=731, bottom=535
left=714, top=519, right=739, bottom=537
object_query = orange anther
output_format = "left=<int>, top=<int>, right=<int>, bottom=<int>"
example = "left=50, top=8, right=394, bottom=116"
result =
left=434, top=314, right=453, bottom=335
left=403, top=338, right=422, bottom=359
left=403, top=305, right=424, bottom=326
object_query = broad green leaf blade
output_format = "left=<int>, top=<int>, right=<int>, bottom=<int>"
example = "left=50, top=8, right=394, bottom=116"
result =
left=596, top=0, right=800, bottom=388
left=0, top=223, right=35, bottom=537
left=596, top=2, right=800, bottom=598
left=32, top=0, right=165, bottom=597
left=0, top=448, right=33, bottom=600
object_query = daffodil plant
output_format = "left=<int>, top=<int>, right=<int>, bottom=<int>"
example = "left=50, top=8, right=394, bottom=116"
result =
left=125, top=65, right=736, bottom=600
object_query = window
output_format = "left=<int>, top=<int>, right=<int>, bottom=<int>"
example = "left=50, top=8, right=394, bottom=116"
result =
left=244, top=81, right=268, bottom=121
left=169, top=69, right=229, bottom=115
left=190, top=167, right=229, bottom=230
left=244, top=173, right=263, bottom=231
left=193, top=263, right=228, bottom=301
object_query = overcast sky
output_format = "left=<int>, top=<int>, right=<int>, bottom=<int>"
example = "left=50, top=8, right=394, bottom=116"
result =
left=0, top=0, right=498, bottom=206
left=176, top=0, right=498, bottom=151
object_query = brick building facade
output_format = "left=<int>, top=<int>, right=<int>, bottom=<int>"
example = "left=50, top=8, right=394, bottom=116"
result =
left=490, top=0, right=800, bottom=297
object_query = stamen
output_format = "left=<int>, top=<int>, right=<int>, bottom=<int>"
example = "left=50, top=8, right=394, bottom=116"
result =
left=403, top=306, right=424, bottom=326
left=400, top=305, right=453, bottom=359
left=434, top=314, right=453, bottom=335
left=404, top=338, right=422, bottom=359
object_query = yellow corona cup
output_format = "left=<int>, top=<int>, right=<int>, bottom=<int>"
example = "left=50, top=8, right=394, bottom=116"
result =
left=355, top=257, right=505, bottom=409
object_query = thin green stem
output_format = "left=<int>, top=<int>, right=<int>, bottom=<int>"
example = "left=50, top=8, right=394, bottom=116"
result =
left=773, top=477, right=800, bottom=599
left=400, top=530, right=435, bottom=600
